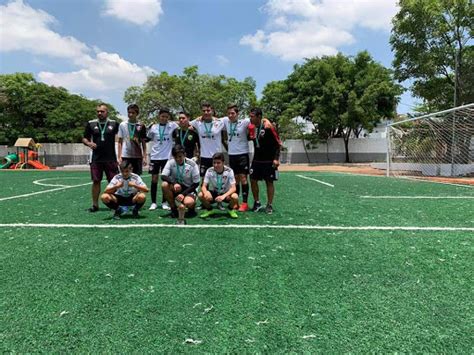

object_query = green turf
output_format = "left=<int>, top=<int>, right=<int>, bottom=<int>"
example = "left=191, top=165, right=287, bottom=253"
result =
left=0, top=170, right=473, bottom=352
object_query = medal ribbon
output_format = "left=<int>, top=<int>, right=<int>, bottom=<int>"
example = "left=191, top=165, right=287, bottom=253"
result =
left=158, top=124, right=166, bottom=143
left=128, top=122, right=136, bottom=140
left=229, top=122, right=237, bottom=141
left=216, top=173, right=223, bottom=194
left=179, top=129, right=189, bottom=146
left=255, top=121, right=264, bottom=148
left=204, top=121, right=213, bottom=137
left=176, top=163, right=185, bottom=184
left=98, top=119, right=109, bottom=141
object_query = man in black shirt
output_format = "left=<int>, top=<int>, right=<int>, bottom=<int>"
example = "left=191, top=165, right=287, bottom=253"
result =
left=248, top=107, right=282, bottom=214
left=82, top=103, right=119, bottom=212
left=173, top=111, right=200, bottom=160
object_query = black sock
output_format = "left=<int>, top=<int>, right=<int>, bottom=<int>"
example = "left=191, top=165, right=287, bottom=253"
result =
left=242, top=183, right=249, bottom=203
left=236, top=184, right=240, bottom=197
left=104, top=200, right=119, bottom=211
left=151, top=182, right=157, bottom=204
left=133, top=202, right=144, bottom=211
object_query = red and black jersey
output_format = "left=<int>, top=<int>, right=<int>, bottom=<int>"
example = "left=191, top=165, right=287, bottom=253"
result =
left=250, top=119, right=282, bottom=162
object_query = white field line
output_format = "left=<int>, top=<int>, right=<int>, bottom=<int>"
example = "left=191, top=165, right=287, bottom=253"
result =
left=0, top=182, right=91, bottom=202
left=296, top=174, right=334, bottom=187
left=360, top=195, right=474, bottom=199
left=0, top=223, right=472, bottom=232
left=33, top=177, right=87, bottom=187
left=400, top=176, right=474, bottom=189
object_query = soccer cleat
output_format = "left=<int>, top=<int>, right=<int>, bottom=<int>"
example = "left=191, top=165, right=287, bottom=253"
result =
left=132, top=208, right=139, bottom=218
left=265, top=204, right=273, bottom=214
left=176, top=219, right=187, bottom=225
left=252, top=201, right=263, bottom=212
left=238, top=202, right=249, bottom=212
left=228, top=209, right=238, bottom=219
left=149, top=203, right=158, bottom=210
left=113, top=208, right=122, bottom=220
left=162, top=202, right=171, bottom=210
left=88, top=205, right=99, bottom=213
left=200, top=209, right=215, bottom=218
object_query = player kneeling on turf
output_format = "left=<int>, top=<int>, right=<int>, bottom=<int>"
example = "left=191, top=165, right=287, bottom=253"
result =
left=198, top=152, right=239, bottom=219
left=161, top=145, right=200, bottom=225
left=101, top=161, right=149, bottom=219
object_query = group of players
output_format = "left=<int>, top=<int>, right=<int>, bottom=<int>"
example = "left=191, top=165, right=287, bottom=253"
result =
left=82, top=102, right=282, bottom=224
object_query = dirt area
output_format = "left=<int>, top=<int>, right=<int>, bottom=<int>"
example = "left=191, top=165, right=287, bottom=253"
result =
left=278, top=163, right=474, bottom=185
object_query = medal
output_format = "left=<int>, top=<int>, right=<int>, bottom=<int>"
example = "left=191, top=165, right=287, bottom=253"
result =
left=128, top=122, right=136, bottom=141
left=158, top=124, right=166, bottom=144
left=204, top=122, right=213, bottom=138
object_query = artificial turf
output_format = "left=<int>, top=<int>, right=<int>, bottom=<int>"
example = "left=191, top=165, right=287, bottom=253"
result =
left=0, top=170, right=473, bottom=352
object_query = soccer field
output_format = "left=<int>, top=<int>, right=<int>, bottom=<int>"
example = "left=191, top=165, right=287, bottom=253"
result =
left=1, top=170, right=473, bottom=352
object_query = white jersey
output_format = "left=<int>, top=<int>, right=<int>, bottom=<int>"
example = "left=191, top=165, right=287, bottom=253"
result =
left=162, top=158, right=200, bottom=187
left=190, top=118, right=225, bottom=159
left=148, top=121, right=179, bottom=160
left=204, top=166, right=236, bottom=193
left=118, top=121, right=146, bottom=158
left=107, top=173, right=146, bottom=197
left=222, top=116, right=250, bottom=155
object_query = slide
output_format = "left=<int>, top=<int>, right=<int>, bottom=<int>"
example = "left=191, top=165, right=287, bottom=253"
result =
left=26, top=160, right=50, bottom=170
left=0, top=153, right=19, bottom=169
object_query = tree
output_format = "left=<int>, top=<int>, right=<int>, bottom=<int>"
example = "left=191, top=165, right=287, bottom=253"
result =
left=390, top=0, right=474, bottom=110
left=262, top=52, right=402, bottom=162
left=124, top=66, right=257, bottom=123
left=0, top=73, right=118, bottom=145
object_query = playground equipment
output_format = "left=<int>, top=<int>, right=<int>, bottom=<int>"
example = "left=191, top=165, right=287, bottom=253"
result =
left=0, top=138, right=50, bottom=170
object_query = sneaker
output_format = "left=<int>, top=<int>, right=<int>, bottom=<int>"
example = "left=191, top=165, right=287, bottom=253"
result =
left=228, top=209, right=238, bottom=219
left=200, top=209, right=215, bottom=218
left=252, top=201, right=263, bottom=212
left=238, top=202, right=249, bottom=212
left=88, top=205, right=99, bottom=213
left=149, top=203, right=158, bottom=210
left=132, top=208, right=139, bottom=218
left=265, top=204, right=273, bottom=214
left=176, top=219, right=187, bottom=225
left=162, top=202, right=171, bottom=210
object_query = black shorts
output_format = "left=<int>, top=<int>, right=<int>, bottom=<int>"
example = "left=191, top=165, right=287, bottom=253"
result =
left=173, top=184, right=197, bottom=199
left=200, top=157, right=213, bottom=177
left=250, top=161, right=278, bottom=181
left=115, top=194, right=136, bottom=206
left=122, top=157, right=143, bottom=175
left=149, top=159, right=167, bottom=175
left=229, top=154, right=250, bottom=175
left=209, top=190, right=232, bottom=203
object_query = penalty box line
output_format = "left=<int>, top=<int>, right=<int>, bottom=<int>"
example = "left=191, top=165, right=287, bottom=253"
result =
left=0, top=182, right=91, bottom=202
left=0, top=223, right=473, bottom=232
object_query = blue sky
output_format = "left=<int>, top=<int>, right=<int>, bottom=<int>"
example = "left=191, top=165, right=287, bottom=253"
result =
left=0, top=0, right=417, bottom=117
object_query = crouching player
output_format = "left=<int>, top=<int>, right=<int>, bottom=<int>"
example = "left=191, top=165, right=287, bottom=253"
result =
left=101, top=161, right=149, bottom=219
left=161, top=145, right=200, bottom=225
left=198, top=152, right=239, bottom=219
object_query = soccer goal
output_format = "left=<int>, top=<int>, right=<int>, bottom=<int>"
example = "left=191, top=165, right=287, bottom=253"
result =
left=386, top=103, right=474, bottom=178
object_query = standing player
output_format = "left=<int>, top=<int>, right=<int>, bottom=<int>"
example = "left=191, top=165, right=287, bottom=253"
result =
left=248, top=107, right=282, bottom=214
left=172, top=111, right=200, bottom=160
left=82, top=103, right=119, bottom=212
left=198, top=152, right=239, bottom=219
left=161, top=145, right=200, bottom=225
left=147, top=108, right=179, bottom=210
left=221, top=104, right=251, bottom=211
left=117, top=104, right=147, bottom=175
left=101, top=161, right=149, bottom=219
left=191, top=102, right=226, bottom=177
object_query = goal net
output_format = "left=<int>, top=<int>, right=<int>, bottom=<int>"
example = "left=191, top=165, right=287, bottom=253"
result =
left=387, top=103, right=474, bottom=178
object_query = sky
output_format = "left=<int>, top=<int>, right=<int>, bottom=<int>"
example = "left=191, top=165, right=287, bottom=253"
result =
left=0, top=0, right=418, bottom=117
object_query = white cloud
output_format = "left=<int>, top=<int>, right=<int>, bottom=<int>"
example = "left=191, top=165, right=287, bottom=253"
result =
left=216, top=55, right=230, bottom=66
left=104, top=0, right=163, bottom=27
left=0, top=0, right=155, bottom=93
left=240, top=0, right=398, bottom=61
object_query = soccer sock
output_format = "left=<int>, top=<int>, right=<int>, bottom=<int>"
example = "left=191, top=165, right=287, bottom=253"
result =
left=104, top=200, right=119, bottom=211
left=242, top=183, right=249, bottom=203
left=151, top=182, right=158, bottom=203
left=133, top=202, right=144, bottom=211
left=236, top=184, right=240, bottom=197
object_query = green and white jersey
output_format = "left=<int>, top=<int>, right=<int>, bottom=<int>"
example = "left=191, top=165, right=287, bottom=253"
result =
left=203, top=166, right=235, bottom=193
left=162, top=158, right=200, bottom=187
left=107, top=173, right=146, bottom=197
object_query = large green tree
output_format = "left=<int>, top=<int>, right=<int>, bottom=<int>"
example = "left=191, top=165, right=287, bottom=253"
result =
left=390, top=0, right=474, bottom=110
left=124, top=66, right=257, bottom=123
left=0, top=73, right=118, bottom=145
left=262, top=51, right=402, bottom=162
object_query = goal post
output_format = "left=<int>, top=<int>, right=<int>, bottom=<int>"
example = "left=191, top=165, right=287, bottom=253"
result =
left=386, top=103, right=474, bottom=178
